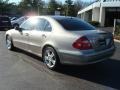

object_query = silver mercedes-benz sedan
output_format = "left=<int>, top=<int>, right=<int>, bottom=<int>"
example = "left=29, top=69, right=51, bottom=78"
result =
left=5, top=16, right=115, bottom=70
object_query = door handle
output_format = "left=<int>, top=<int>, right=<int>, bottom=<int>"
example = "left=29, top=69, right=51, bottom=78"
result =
left=25, top=33, right=29, bottom=36
left=42, top=34, right=46, bottom=38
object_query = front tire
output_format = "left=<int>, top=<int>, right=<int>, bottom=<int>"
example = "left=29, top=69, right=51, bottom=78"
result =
left=43, top=47, right=60, bottom=70
left=6, top=35, right=14, bottom=50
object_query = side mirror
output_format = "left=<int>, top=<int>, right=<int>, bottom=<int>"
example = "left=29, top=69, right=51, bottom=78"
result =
left=14, top=25, right=22, bottom=32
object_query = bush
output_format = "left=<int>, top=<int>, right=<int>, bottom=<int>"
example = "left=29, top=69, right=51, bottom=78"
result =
left=114, top=35, right=120, bottom=40
left=115, top=25, right=120, bottom=35
left=89, top=21, right=100, bottom=27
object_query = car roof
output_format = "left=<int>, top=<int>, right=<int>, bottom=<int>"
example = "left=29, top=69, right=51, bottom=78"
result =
left=50, top=16, right=75, bottom=20
left=29, top=15, right=75, bottom=20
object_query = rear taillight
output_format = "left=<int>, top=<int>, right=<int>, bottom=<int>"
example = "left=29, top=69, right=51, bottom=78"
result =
left=72, top=36, right=93, bottom=50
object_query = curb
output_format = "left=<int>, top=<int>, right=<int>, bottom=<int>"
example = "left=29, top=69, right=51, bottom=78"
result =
left=114, top=39, right=120, bottom=43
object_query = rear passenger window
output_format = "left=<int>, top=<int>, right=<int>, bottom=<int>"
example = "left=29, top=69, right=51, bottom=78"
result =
left=44, top=21, right=52, bottom=32
left=36, top=19, right=46, bottom=31
left=35, top=18, right=52, bottom=32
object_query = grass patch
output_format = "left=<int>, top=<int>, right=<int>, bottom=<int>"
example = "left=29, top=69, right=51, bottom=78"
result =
left=114, top=25, right=120, bottom=40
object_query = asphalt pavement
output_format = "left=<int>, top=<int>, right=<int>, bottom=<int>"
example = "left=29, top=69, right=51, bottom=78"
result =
left=0, top=31, right=120, bottom=90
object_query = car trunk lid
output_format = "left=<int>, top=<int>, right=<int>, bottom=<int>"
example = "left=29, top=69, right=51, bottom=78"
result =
left=71, top=30, right=114, bottom=51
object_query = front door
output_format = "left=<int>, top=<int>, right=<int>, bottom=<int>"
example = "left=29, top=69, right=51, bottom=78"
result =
left=12, top=19, right=32, bottom=51
left=12, top=29, right=30, bottom=51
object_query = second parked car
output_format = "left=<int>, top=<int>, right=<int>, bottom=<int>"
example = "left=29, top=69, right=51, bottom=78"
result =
left=0, top=16, right=12, bottom=31
left=11, top=16, right=29, bottom=28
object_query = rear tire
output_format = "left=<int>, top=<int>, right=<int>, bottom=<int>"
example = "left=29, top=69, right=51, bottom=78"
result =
left=43, top=46, right=60, bottom=70
left=6, top=35, right=14, bottom=50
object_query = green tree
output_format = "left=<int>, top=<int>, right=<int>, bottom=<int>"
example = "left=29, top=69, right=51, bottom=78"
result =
left=18, top=0, right=31, bottom=14
left=74, top=0, right=83, bottom=16
left=0, top=0, right=15, bottom=15
left=48, top=0, right=58, bottom=15
left=18, top=0, right=43, bottom=15
left=31, top=0, right=44, bottom=14
left=64, top=0, right=76, bottom=16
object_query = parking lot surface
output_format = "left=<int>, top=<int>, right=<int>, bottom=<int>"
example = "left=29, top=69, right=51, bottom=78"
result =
left=0, top=31, right=120, bottom=90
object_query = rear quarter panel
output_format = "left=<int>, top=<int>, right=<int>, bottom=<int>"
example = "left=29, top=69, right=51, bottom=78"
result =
left=41, top=17, right=81, bottom=54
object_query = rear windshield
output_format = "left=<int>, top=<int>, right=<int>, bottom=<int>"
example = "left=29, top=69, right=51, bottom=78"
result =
left=55, top=18, right=95, bottom=31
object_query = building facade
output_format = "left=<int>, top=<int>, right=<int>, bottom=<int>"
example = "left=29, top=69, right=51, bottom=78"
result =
left=78, top=0, right=120, bottom=27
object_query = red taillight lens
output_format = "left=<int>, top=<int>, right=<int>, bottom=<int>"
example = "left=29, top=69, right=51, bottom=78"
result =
left=72, top=36, right=93, bottom=50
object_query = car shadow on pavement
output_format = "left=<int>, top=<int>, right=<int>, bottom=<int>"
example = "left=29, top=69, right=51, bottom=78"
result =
left=57, top=59, right=120, bottom=90
left=13, top=48, right=120, bottom=89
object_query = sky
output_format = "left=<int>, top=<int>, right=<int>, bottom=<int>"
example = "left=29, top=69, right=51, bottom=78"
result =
left=9, top=0, right=94, bottom=4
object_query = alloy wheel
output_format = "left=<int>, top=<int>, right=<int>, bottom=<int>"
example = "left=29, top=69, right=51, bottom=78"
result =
left=43, top=47, right=60, bottom=70
left=44, top=49, right=56, bottom=68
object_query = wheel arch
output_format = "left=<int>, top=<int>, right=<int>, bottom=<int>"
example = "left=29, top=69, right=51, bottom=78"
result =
left=5, top=33, right=14, bottom=46
left=5, top=33, right=12, bottom=40
left=5, top=33, right=15, bottom=50
left=5, top=34, right=10, bottom=40
left=42, top=44, right=57, bottom=56
left=42, top=44, right=61, bottom=62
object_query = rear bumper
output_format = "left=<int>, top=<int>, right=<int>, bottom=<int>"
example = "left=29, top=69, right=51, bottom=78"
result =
left=58, top=46, right=115, bottom=65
